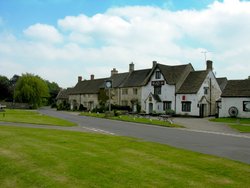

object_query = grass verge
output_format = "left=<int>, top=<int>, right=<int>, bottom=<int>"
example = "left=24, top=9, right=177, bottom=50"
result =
left=210, top=118, right=250, bottom=133
left=210, top=117, right=250, bottom=124
left=0, top=125, right=249, bottom=187
left=228, top=124, right=250, bottom=133
left=0, top=109, right=76, bottom=126
left=80, top=112, right=182, bottom=128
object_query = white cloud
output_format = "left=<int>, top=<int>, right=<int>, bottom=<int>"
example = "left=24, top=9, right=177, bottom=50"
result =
left=1, top=0, right=250, bottom=87
left=23, top=23, right=63, bottom=43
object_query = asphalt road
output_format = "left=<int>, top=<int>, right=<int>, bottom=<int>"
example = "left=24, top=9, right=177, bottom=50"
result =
left=39, top=108, right=250, bottom=164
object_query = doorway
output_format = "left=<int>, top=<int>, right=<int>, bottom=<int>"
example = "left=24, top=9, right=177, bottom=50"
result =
left=199, top=104, right=206, bottom=118
left=149, top=103, right=153, bottom=114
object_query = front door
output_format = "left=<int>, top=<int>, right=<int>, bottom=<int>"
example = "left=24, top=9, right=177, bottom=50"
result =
left=199, top=104, right=205, bottom=118
left=149, top=103, right=153, bottom=114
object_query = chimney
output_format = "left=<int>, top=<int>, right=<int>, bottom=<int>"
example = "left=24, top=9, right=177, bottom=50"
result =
left=90, top=74, right=94, bottom=80
left=129, top=62, right=134, bottom=72
left=152, top=60, right=157, bottom=67
left=78, top=76, right=82, bottom=82
left=206, top=60, right=213, bottom=71
left=111, top=68, right=118, bottom=76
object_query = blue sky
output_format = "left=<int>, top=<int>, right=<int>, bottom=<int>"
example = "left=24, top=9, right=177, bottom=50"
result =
left=0, top=0, right=249, bottom=87
left=1, top=0, right=218, bottom=31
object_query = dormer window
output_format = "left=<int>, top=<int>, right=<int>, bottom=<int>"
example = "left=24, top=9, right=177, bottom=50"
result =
left=155, top=71, right=161, bottom=79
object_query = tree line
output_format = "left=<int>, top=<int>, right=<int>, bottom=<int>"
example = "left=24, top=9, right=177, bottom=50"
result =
left=0, top=73, right=61, bottom=108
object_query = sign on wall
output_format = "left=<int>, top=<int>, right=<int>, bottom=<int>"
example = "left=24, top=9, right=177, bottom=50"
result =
left=151, top=80, right=165, bottom=86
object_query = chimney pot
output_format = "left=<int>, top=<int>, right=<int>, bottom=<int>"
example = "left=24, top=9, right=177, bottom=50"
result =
left=90, top=74, right=94, bottom=80
left=152, top=61, right=157, bottom=67
left=129, top=62, right=134, bottom=72
left=78, top=76, right=82, bottom=82
left=111, top=68, right=118, bottom=76
left=206, top=60, right=213, bottom=71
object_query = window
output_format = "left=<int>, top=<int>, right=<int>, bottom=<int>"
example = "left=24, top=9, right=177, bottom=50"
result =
left=133, top=88, right=138, bottom=95
left=182, top=101, right=191, bottom=112
left=122, top=88, right=128, bottom=95
left=243, top=101, right=250, bottom=112
left=155, top=71, right=161, bottom=79
left=121, top=100, right=128, bottom=106
left=204, top=87, right=209, bottom=95
left=163, top=101, right=172, bottom=111
left=154, top=86, right=161, bottom=95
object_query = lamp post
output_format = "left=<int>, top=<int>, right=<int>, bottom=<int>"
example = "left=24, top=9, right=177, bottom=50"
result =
left=105, top=80, right=112, bottom=113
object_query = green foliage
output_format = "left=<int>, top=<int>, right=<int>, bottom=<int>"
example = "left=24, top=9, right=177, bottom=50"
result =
left=98, top=89, right=109, bottom=106
left=14, top=73, right=49, bottom=108
left=0, top=75, right=11, bottom=100
left=165, top=109, right=176, bottom=116
left=46, top=80, right=61, bottom=105
left=57, top=101, right=70, bottom=111
left=78, top=104, right=87, bottom=111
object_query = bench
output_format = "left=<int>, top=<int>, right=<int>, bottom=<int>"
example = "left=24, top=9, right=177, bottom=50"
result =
left=159, top=115, right=174, bottom=124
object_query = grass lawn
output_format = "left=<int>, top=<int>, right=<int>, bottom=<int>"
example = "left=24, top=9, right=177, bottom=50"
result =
left=0, top=109, right=76, bottom=126
left=228, top=124, right=250, bottom=133
left=0, top=126, right=250, bottom=187
left=80, top=112, right=182, bottom=128
left=210, top=118, right=250, bottom=133
left=210, top=117, right=250, bottom=124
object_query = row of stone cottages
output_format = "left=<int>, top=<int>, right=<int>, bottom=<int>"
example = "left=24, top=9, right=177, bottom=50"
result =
left=57, top=60, right=250, bottom=118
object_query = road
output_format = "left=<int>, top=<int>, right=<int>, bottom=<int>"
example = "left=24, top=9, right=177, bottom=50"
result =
left=39, top=108, right=250, bottom=164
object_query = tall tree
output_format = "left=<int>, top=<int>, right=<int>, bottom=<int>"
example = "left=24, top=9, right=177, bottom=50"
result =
left=0, top=75, right=11, bottom=100
left=14, top=73, right=49, bottom=108
left=46, top=80, right=61, bottom=105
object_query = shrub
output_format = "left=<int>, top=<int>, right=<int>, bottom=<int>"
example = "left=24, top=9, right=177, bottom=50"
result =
left=79, top=104, right=87, bottom=111
left=165, top=109, right=176, bottom=116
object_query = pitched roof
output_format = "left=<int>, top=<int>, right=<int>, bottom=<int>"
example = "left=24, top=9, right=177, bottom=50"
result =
left=70, top=78, right=107, bottom=94
left=121, top=69, right=151, bottom=87
left=157, top=63, right=192, bottom=85
left=221, top=79, right=250, bottom=97
left=216, top=77, right=228, bottom=91
left=110, top=72, right=129, bottom=88
left=177, top=71, right=208, bottom=94
left=56, top=88, right=73, bottom=99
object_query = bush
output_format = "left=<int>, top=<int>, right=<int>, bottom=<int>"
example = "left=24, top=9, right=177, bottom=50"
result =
left=92, top=106, right=107, bottom=113
left=111, top=104, right=131, bottom=112
left=57, top=101, right=70, bottom=111
left=51, top=102, right=57, bottom=109
left=165, top=109, right=176, bottom=116
left=79, top=104, right=87, bottom=112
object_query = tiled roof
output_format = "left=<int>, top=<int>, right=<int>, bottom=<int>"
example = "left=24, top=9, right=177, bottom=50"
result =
left=177, top=71, right=208, bottom=94
left=111, top=72, right=129, bottom=88
left=70, top=78, right=107, bottom=94
left=216, top=77, right=227, bottom=91
left=221, top=79, right=250, bottom=97
left=121, top=69, right=151, bottom=87
left=56, top=88, right=73, bottom=99
left=158, top=64, right=192, bottom=85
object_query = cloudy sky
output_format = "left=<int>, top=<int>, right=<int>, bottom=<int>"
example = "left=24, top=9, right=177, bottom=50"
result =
left=0, top=0, right=250, bottom=87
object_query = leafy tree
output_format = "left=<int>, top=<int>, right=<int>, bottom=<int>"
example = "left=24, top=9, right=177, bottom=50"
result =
left=0, top=75, right=11, bottom=100
left=14, top=73, right=49, bottom=108
left=9, top=74, right=20, bottom=102
left=46, top=80, right=61, bottom=105
left=98, top=89, right=109, bottom=106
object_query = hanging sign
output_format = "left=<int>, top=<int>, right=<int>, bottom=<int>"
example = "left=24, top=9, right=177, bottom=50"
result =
left=151, top=80, right=165, bottom=86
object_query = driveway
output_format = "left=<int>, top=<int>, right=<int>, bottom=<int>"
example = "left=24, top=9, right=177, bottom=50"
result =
left=173, top=117, right=243, bottom=134
left=36, top=108, right=250, bottom=164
